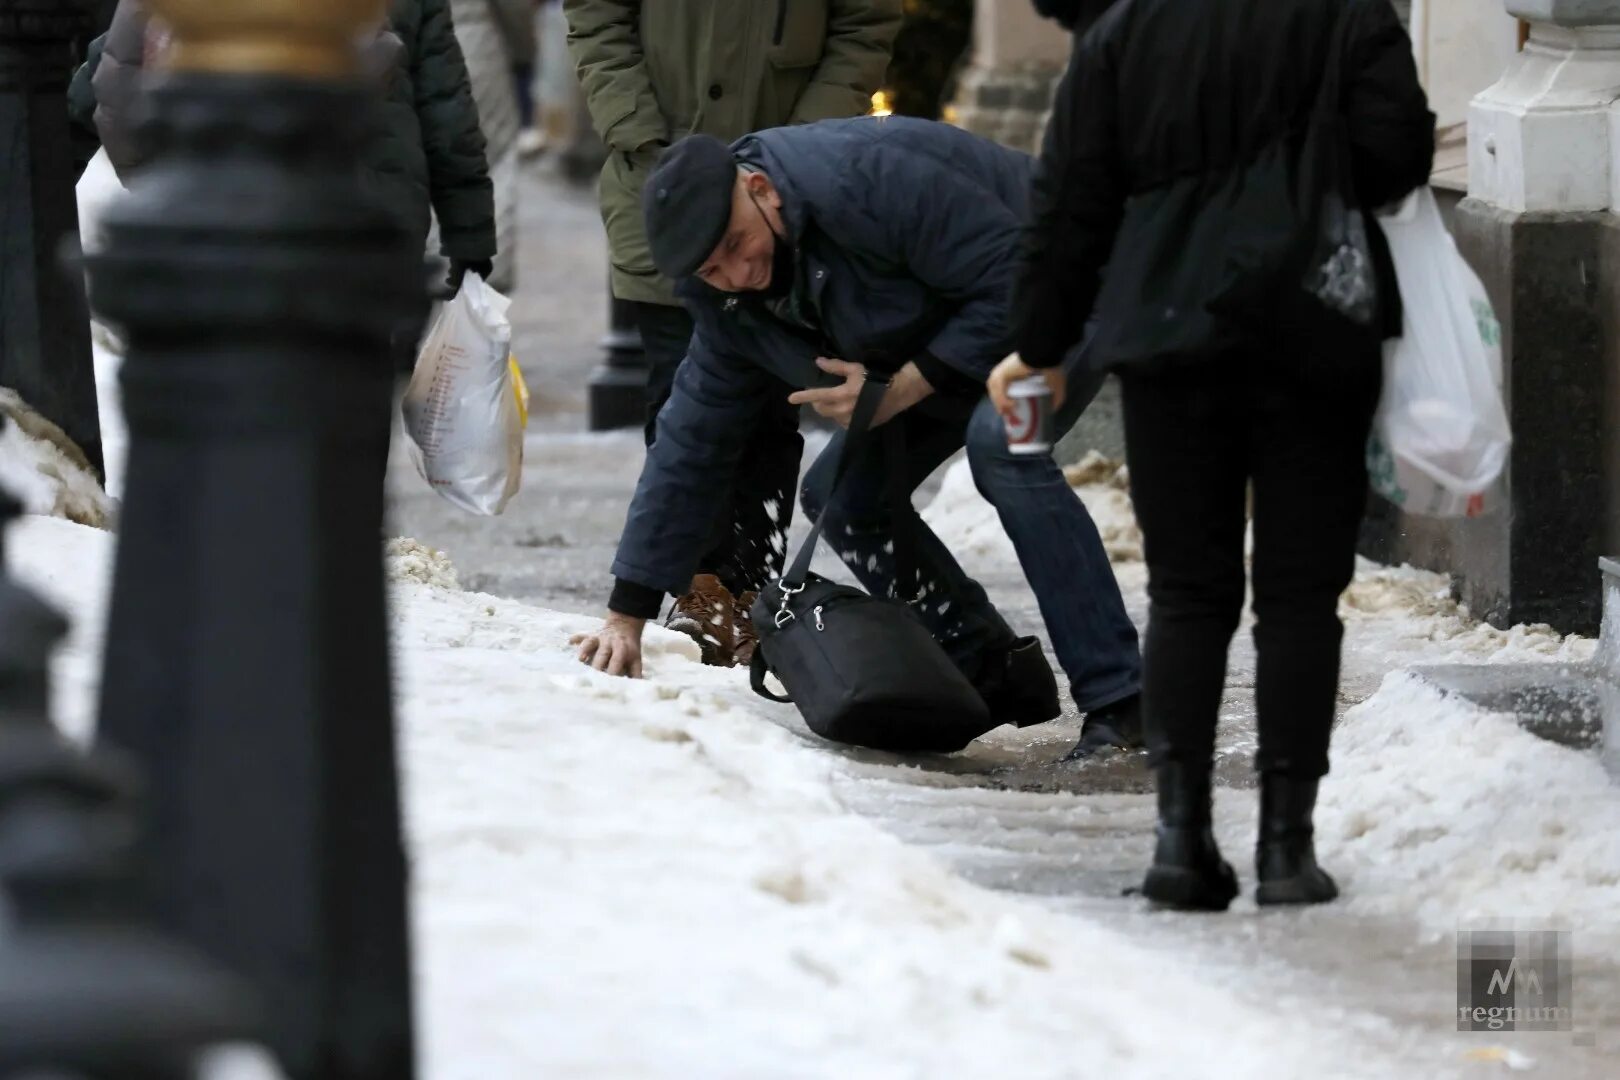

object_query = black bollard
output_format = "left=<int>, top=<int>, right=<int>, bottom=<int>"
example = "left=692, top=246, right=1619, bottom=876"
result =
left=0, top=0, right=105, bottom=477
left=85, top=4, right=425, bottom=1078
left=0, top=472, right=260, bottom=1080
left=587, top=285, right=649, bottom=431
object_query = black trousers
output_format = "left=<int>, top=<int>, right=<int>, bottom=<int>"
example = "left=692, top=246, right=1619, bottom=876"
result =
left=1120, top=346, right=1382, bottom=779
left=632, top=300, right=801, bottom=597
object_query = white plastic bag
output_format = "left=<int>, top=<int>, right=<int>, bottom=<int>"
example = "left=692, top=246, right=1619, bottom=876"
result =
left=402, top=273, right=524, bottom=515
left=1367, top=188, right=1511, bottom=518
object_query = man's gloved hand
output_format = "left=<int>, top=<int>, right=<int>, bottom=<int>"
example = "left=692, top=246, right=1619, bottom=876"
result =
left=447, top=258, right=495, bottom=293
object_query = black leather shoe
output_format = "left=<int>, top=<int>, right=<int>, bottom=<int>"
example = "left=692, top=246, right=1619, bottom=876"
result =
left=1141, top=761, right=1238, bottom=912
left=1255, top=774, right=1339, bottom=906
left=1064, top=692, right=1144, bottom=761
left=977, top=637, right=1062, bottom=728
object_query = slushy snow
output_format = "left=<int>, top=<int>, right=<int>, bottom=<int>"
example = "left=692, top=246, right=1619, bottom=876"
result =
left=0, top=388, right=114, bottom=529
left=12, top=453, right=1616, bottom=1076
left=6, top=514, right=1444, bottom=1079
left=922, top=450, right=1142, bottom=564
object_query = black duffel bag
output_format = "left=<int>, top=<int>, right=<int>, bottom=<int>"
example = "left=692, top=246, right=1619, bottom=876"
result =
left=748, top=375, right=994, bottom=753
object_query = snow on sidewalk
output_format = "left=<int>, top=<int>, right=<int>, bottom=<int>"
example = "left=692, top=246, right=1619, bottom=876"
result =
left=927, top=454, right=1616, bottom=950
left=20, top=514, right=1406, bottom=1079
left=0, top=389, right=114, bottom=529
left=14, top=454, right=1618, bottom=1076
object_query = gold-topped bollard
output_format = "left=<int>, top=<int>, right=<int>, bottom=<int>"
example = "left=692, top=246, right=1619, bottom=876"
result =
left=151, top=0, right=383, bottom=77
left=87, top=0, right=425, bottom=1077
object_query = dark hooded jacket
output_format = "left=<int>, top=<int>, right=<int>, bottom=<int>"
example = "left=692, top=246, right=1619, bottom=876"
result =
left=68, top=0, right=495, bottom=261
left=1014, top=0, right=1434, bottom=371
left=612, top=116, right=1032, bottom=597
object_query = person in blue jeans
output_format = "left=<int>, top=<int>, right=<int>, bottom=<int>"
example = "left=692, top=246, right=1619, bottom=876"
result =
left=798, top=346, right=1140, bottom=747
left=570, top=117, right=1142, bottom=757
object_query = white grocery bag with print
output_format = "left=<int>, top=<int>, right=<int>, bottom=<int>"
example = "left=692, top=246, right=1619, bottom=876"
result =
left=402, top=273, right=524, bottom=515
left=1367, top=188, right=1511, bottom=518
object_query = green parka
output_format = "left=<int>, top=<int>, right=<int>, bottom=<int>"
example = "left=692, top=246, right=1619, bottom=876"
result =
left=564, top=0, right=902, bottom=305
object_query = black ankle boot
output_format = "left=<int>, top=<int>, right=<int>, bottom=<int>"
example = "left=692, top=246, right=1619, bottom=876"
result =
left=1141, top=762, right=1238, bottom=912
left=977, top=637, right=1061, bottom=728
left=1255, top=774, right=1339, bottom=906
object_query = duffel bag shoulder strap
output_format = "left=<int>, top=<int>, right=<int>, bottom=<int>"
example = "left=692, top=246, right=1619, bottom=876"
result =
left=881, top=419, right=920, bottom=602
left=779, top=372, right=891, bottom=590
left=776, top=372, right=925, bottom=602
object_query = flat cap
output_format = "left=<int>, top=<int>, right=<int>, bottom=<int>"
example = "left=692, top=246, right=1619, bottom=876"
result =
left=643, top=135, right=737, bottom=280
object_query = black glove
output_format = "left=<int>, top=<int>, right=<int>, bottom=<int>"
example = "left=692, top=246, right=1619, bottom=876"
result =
left=447, top=258, right=495, bottom=293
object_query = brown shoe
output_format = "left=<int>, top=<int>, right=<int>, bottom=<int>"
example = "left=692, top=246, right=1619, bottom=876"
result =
left=732, top=591, right=760, bottom=667
left=665, top=574, right=741, bottom=667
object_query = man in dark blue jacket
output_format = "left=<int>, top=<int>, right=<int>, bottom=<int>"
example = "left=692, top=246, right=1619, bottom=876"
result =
left=571, top=117, right=1143, bottom=754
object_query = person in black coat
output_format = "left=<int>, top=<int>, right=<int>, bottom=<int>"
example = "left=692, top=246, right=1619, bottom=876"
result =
left=68, top=0, right=496, bottom=290
left=990, top=0, right=1434, bottom=911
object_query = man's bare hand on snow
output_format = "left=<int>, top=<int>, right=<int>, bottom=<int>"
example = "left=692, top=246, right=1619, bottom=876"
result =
left=570, top=613, right=646, bottom=678
left=788, top=358, right=933, bottom=429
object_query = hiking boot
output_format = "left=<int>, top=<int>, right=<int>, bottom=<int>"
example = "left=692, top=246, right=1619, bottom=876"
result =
left=1255, top=775, right=1339, bottom=906
left=976, top=636, right=1061, bottom=728
left=732, top=590, right=760, bottom=667
left=665, top=574, right=741, bottom=667
left=1064, top=692, right=1145, bottom=761
left=1141, top=761, right=1238, bottom=912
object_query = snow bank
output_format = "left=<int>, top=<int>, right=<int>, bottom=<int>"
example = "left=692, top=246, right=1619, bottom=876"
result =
left=15, top=516, right=1399, bottom=1080
left=1341, top=560, right=1594, bottom=665
left=0, top=389, right=114, bottom=529
left=924, top=456, right=1595, bottom=667
left=385, top=537, right=461, bottom=590
left=1315, top=674, right=1620, bottom=947
left=922, top=453, right=1142, bottom=564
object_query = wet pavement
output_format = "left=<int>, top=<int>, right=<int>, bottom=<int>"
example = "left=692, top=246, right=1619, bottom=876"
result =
left=388, top=162, right=1619, bottom=1077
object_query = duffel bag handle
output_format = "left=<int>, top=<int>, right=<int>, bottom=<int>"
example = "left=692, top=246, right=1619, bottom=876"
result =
left=750, top=649, right=793, bottom=703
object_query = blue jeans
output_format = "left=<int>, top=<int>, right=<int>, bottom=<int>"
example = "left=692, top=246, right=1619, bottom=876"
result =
left=800, top=357, right=1142, bottom=712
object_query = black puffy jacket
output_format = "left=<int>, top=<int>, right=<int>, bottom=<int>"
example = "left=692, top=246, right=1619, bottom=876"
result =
left=1015, top=0, right=1434, bottom=370
left=71, top=0, right=494, bottom=262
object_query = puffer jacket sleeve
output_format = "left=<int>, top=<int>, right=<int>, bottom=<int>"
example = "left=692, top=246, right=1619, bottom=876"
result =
left=563, top=0, right=668, bottom=153
left=1343, top=0, right=1435, bottom=210
left=1013, top=35, right=1126, bottom=370
left=828, top=140, right=1025, bottom=385
left=414, top=0, right=496, bottom=261
left=90, top=0, right=152, bottom=181
left=788, top=0, right=904, bottom=124
left=612, top=322, right=775, bottom=594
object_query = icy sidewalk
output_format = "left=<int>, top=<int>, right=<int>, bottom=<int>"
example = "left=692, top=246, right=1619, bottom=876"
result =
left=21, top=514, right=1426, bottom=1080
left=923, top=454, right=1618, bottom=934
left=896, top=458, right=1620, bottom=1074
